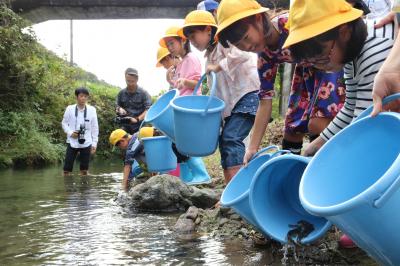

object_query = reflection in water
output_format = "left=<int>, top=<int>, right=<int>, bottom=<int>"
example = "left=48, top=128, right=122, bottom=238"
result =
left=0, top=161, right=274, bottom=265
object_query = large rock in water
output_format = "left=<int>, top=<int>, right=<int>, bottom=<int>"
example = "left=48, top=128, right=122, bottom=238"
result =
left=129, top=174, right=220, bottom=212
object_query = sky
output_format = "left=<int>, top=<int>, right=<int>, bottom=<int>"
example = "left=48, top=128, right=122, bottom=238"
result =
left=31, top=19, right=205, bottom=96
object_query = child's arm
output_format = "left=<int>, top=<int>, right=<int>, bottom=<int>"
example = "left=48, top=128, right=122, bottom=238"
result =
left=122, top=164, right=131, bottom=191
left=243, top=99, right=273, bottom=165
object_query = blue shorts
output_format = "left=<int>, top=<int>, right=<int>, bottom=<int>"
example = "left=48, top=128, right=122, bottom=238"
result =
left=219, top=112, right=255, bottom=169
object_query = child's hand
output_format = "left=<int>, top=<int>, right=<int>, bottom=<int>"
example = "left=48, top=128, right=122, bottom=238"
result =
left=166, top=66, right=176, bottom=85
left=206, top=64, right=222, bottom=73
left=243, top=147, right=257, bottom=166
left=176, top=78, right=187, bottom=89
left=303, top=136, right=325, bottom=157
left=375, top=12, right=395, bottom=29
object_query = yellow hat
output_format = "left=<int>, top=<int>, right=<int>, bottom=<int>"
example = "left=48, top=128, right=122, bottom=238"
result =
left=109, top=129, right=128, bottom=146
left=282, top=0, right=363, bottom=49
left=159, top=26, right=186, bottom=48
left=178, top=10, right=217, bottom=38
left=215, top=0, right=269, bottom=39
left=156, top=47, right=170, bottom=67
left=139, top=126, right=155, bottom=139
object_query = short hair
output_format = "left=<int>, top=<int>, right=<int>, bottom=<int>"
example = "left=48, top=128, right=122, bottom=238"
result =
left=290, top=18, right=367, bottom=64
left=75, top=87, right=90, bottom=96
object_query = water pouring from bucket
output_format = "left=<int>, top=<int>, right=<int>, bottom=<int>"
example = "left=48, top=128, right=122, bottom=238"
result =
left=249, top=154, right=331, bottom=244
left=170, top=72, right=225, bottom=157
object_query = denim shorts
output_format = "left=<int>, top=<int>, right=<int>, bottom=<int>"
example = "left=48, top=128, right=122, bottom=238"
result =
left=219, top=112, right=255, bottom=169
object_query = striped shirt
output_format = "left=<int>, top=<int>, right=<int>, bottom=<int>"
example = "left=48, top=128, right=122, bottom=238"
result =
left=321, top=19, right=396, bottom=141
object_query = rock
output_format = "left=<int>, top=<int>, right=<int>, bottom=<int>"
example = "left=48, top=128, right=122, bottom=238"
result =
left=218, top=218, right=229, bottom=226
left=129, top=174, right=193, bottom=212
left=185, top=206, right=199, bottom=220
left=188, top=187, right=220, bottom=209
left=174, top=213, right=196, bottom=233
left=230, top=214, right=241, bottom=220
left=194, top=217, right=201, bottom=225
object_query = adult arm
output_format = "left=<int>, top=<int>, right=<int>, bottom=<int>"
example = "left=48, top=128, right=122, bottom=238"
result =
left=91, top=107, right=99, bottom=154
left=61, top=106, right=76, bottom=138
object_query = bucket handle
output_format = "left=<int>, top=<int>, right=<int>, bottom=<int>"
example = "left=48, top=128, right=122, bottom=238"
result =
left=356, top=93, right=400, bottom=121
left=192, top=72, right=217, bottom=115
left=373, top=174, right=400, bottom=208
left=251, top=145, right=279, bottom=161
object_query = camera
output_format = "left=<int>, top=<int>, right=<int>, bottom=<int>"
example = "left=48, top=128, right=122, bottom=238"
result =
left=77, top=124, right=86, bottom=144
left=115, top=115, right=132, bottom=125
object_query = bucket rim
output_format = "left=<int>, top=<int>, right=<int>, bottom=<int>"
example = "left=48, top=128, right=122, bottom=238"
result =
left=249, top=155, right=331, bottom=244
left=300, top=113, right=400, bottom=216
left=221, top=154, right=272, bottom=207
left=170, top=95, right=225, bottom=114
left=144, top=89, right=178, bottom=123
left=141, top=135, right=171, bottom=141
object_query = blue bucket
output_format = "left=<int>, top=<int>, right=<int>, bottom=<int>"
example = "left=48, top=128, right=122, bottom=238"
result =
left=142, top=136, right=177, bottom=172
left=221, top=146, right=280, bottom=226
left=170, top=72, right=225, bottom=157
left=355, top=92, right=400, bottom=121
left=300, top=113, right=400, bottom=265
left=144, top=89, right=178, bottom=141
left=250, top=154, right=331, bottom=244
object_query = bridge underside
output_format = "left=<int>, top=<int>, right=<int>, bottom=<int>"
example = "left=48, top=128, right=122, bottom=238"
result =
left=11, top=0, right=200, bottom=23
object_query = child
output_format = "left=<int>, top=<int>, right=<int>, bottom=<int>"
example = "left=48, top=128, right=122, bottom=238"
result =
left=215, top=0, right=346, bottom=160
left=283, top=0, right=395, bottom=155
left=179, top=10, right=260, bottom=183
left=282, top=0, right=395, bottom=248
left=159, top=26, right=202, bottom=96
left=156, top=46, right=176, bottom=69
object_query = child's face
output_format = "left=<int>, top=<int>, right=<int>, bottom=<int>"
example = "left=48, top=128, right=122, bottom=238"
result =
left=187, top=28, right=211, bottom=51
left=160, top=56, right=175, bottom=70
left=233, top=20, right=266, bottom=53
left=306, top=40, right=345, bottom=72
left=164, top=37, right=184, bottom=57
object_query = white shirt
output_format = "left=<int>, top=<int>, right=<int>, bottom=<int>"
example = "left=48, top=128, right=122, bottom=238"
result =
left=206, top=43, right=260, bottom=118
left=364, top=0, right=392, bottom=19
left=62, top=104, right=99, bottom=148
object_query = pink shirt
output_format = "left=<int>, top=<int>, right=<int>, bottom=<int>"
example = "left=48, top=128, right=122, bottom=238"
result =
left=172, top=52, right=202, bottom=96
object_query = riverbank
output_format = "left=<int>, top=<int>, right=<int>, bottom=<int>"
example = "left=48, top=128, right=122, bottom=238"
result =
left=0, top=6, right=119, bottom=169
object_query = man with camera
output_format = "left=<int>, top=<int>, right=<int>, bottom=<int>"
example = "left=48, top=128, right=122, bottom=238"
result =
left=62, top=87, right=99, bottom=176
left=115, top=68, right=152, bottom=134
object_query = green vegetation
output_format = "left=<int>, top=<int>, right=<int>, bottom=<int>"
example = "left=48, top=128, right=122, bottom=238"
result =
left=0, top=6, right=119, bottom=168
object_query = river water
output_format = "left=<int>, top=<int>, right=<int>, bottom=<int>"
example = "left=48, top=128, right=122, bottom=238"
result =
left=0, top=160, right=276, bottom=265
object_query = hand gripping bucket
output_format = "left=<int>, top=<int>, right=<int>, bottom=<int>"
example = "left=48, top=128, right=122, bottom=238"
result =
left=170, top=72, right=225, bottom=157
left=220, top=146, right=280, bottom=227
left=250, top=154, right=331, bottom=244
left=300, top=112, right=400, bottom=265
left=355, top=92, right=400, bottom=121
left=144, top=89, right=178, bottom=141
left=141, top=136, right=177, bottom=173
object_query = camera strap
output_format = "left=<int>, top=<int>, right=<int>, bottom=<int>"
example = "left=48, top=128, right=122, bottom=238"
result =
left=74, top=105, right=87, bottom=129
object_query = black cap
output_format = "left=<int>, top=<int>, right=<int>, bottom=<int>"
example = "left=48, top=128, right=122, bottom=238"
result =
left=125, top=68, right=138, bottom=76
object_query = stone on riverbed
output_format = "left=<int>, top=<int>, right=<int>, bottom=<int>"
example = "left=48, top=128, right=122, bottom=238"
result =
left=129, top=174, right=220, bottom=212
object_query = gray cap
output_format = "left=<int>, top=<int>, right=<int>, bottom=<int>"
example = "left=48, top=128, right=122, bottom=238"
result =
left=125, top=67, right=138, bottom=76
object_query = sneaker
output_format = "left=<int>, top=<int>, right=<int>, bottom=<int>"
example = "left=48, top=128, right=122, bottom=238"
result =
left=339, top=234, right=356, bottom=248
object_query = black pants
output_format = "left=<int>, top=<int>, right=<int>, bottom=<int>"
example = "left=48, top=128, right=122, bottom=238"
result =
left=63, top=144, right=92, bottom=172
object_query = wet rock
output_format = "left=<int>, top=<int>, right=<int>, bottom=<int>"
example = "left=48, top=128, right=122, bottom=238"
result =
left=129, top=174, right=193, bottom=212
left=218, top=218, right=229, bottom=226
left=188, top=187, right=220, bottom=209
left=230, top=214, right=241, bottom=220
left=128, top=175, right=221, bottom=212
left=173, top=213, right=196, bottom=233
left=185, top=206, right=199, bottom=220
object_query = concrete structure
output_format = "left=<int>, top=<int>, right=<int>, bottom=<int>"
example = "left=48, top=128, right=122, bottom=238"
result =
left=11, top=0, right=201, bottom=23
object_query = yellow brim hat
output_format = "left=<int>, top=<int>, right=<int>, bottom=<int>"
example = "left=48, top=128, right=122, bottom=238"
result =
left=215, top=7, right=269, bottom=39
left=283, top=2, right=363, bottom=48
left=178, top=10, right=217, bottom=38
left=156, top=47, right=170, bottom=67
left=159, top=26, right=186, bottom=48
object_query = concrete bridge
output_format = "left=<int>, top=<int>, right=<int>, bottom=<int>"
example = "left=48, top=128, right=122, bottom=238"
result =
left=10, top=0, right=289, bottom=23
left=10, top=0, right=200, bottom=23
